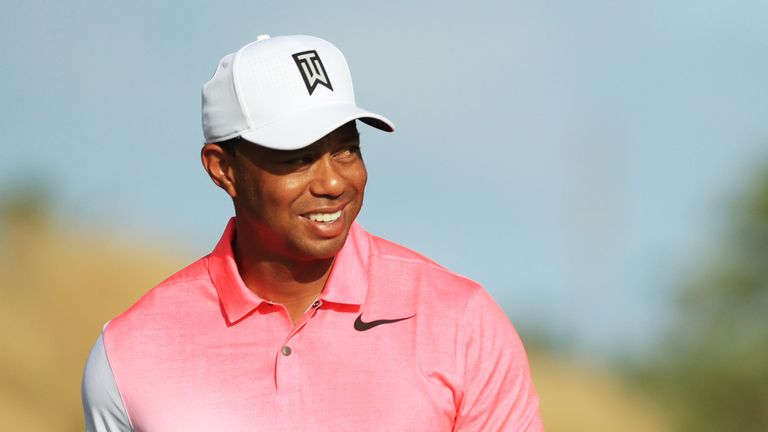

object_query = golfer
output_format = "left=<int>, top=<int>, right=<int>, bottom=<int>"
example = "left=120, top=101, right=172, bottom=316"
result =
left=82, top=34, right=543, bottom=431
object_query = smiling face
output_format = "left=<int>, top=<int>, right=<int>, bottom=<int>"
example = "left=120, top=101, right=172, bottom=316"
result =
left=203, top=122, right=367, bottom=265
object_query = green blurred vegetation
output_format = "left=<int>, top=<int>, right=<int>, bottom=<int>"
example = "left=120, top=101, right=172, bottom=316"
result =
left=643, top=165, right=768, bottom=431
left=0, top=178, right=51, bottom=225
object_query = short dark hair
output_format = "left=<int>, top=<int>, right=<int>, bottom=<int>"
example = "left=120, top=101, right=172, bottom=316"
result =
left=216, top=137, right=240, bottom=157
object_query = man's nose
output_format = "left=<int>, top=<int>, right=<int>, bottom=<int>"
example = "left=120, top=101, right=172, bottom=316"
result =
left=309, top=154, right=345, bottom=198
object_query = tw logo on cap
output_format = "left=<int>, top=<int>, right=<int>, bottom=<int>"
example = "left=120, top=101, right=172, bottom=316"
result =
left=292, top=50, right=333, bottom=95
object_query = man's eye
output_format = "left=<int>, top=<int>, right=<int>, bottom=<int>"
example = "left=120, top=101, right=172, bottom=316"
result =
left=283, top=155, right=314, bottom=165
left=334, top=145, right=361, bottom=159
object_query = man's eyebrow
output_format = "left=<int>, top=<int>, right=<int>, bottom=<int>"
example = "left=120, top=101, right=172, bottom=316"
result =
left=314, top=130, right=360, bottom=148
left=276, top=147, right=312, bottom=157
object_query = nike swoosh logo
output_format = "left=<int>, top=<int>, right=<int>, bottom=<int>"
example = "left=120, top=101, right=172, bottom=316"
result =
left=354, top=313, right=415, bottom=331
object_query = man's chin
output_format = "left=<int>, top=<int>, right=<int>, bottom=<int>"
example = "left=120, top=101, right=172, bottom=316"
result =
left=294, top=232, right=350, bottom=261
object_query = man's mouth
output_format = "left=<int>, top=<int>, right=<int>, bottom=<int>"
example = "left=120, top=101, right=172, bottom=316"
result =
left=306, top=210, right=342, bottom=223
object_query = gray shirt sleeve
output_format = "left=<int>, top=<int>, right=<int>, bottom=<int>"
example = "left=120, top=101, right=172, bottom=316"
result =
left=82, top=328, right=132, bottom=432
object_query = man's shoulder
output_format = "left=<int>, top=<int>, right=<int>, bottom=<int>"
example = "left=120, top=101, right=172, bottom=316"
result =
left=150, top=256, right=211, bottom=290
left=105, top=256, right=213, bottom=333
left=363, top=228, right=483, bottom=297
left=358, top=228, right=506, bottom=338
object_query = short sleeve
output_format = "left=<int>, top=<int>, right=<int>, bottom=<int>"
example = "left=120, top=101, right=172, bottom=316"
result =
left=82, top=329, right=132, bottom=432
left=453, top=288, right=543, bottom=431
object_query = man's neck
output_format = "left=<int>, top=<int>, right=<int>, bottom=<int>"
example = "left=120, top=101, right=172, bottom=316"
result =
left=232, top=234, right=333, bottom=324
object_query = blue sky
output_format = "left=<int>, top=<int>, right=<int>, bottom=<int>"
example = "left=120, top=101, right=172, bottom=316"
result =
left=3, top=0, right=767, bottom=359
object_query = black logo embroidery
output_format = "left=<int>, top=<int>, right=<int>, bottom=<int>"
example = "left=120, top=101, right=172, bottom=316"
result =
left=353, top=314, right=415, bottom=331
left=292, top=50, right=333, bottom=95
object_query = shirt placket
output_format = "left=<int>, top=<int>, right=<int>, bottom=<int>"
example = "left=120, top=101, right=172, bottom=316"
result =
left=273, top=298, right=323, bottom=393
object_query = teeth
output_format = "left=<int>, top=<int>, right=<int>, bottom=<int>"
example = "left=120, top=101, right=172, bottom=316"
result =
left=307, top=210, right=342, bottom=223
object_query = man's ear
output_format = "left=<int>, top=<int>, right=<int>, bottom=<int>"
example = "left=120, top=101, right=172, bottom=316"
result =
left=201, top=143, right=238, bottom=198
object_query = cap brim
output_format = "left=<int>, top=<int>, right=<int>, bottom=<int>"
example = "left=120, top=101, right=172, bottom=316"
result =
left=239, top=103, right=394, bottom=151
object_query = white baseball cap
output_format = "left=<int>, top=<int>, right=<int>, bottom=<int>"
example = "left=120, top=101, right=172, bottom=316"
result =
left=202, top=34, right=394, bottom=150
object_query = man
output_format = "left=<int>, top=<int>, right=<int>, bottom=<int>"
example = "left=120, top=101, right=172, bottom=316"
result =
left=82, top=34, right=542, bottom=431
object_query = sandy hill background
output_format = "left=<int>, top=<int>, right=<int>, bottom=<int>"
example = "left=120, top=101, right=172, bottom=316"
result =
left=0, top=216, right=669, bottom=431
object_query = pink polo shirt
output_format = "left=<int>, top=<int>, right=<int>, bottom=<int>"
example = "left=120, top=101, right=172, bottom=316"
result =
left=83, top=219, right=542, bottom=431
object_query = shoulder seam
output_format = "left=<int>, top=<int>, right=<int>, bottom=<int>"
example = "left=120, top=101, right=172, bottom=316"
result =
left=101, top=326, right=134, bottom=430
left=155, top=274, right=210, bottom=288
left=374, top=253, right=483, bottom=288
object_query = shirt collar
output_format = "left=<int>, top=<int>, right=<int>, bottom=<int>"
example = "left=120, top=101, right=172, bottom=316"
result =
left=321, top=221, right=370, bottom=305
left=208, top=218, right=370, bottom=324
left=207, top=218, right=265, bottom=324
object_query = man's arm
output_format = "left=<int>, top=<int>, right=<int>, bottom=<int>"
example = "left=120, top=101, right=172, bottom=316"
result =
left=453, top=288, right=543, bottom=431
left=82, top=329, right=132, bottom=432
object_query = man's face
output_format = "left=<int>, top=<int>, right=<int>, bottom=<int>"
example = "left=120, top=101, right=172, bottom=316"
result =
left=230, top=122, right=366, bottom=263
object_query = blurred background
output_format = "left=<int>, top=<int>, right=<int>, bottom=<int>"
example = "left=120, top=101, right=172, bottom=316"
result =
left=2, top=0, right=767, bottom=430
